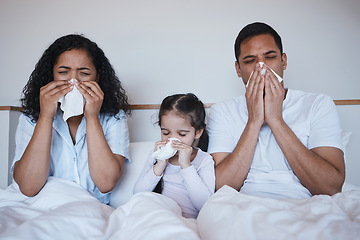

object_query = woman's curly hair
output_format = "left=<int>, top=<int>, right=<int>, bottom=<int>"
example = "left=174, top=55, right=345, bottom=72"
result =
left=21, top=34, right=131, bottom=121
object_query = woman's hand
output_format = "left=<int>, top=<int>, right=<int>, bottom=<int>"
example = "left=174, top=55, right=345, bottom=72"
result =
left=39, top=80, right=73, bottom=119
left=75, top=80, right=104, bottom=120
left=171, top=140, right=192, bottom=169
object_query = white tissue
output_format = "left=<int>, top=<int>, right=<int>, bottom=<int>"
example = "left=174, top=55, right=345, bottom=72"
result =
left=152, top=138, right=180, bottom=161
left=259, top=62, right=266, bottom=75
left=246, top=62, right=283, bottom=87
left=58, top=79, right=85, bottom=121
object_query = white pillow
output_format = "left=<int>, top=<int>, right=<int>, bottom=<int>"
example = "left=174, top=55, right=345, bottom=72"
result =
left=109, top=141, right=155, bottom=208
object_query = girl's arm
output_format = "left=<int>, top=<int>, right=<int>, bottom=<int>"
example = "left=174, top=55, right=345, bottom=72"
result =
left=181, top=153, right=215, bottom=210
left=13, top=81, right=73, bottom=196
left=133, top=153, right=164, bottom=194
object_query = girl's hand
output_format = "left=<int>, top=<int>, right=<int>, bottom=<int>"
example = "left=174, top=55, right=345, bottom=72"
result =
left=171, top=140, right=192, bottom=169
left=154, top=140, right=167, bottom=152
left=39, top=80, right=73, bottom=120
left=153, top=141, right=168, bottom=176
left=75, top=80, right=104, bottom=120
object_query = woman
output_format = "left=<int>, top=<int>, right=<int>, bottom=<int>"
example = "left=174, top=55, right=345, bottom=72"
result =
left=12, top=34, right=131, bottom=204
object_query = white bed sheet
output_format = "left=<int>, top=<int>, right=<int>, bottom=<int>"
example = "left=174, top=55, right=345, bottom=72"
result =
left=0, top=177, right=199, bottom=240
left=197, top=185, right=360, bottom=240
left=1, top=177, right=359, bottom=240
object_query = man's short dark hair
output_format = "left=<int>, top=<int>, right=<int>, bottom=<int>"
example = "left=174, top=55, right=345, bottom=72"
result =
left=234, top=22, right=283, bottom=63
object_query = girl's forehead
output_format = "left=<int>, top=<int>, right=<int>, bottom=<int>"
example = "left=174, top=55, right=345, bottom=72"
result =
left=161, top=112, right=193, bottom=127
left=162, top=111, right=187, bottom=121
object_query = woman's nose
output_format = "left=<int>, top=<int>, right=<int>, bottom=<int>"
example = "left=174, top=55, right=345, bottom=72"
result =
left=70, top=71, right=78, bottom=81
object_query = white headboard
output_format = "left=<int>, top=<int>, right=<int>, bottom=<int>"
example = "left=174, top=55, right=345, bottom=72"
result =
left=1, top=99, right=359, bottom=189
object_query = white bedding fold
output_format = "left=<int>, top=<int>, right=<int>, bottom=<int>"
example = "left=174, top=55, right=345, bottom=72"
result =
left=0, top=177, right=199, bottom=240
left=105, top=192, right=199, bottom=240
left=1, top=178, right=359, bottom=240
left=197, top=185, right=360, bottom=240
left=0, top=177, right=113, bottom=240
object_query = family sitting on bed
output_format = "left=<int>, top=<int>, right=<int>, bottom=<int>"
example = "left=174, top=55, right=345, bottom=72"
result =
left=10, top=22, right=345, bottom=219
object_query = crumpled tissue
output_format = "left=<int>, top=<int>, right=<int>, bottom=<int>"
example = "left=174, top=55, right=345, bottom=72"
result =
left=58, top=79, right=85, bottom=121
left=152, top=138, right=180, bottom=161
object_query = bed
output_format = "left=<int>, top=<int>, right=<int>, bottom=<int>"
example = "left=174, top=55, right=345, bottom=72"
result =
left=1, top=100, right=360, bottom=240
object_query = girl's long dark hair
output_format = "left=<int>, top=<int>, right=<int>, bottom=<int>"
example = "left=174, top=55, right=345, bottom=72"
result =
left=21, top=34, right=130, bottom=121
left=153, top=93, right=208, bottom=194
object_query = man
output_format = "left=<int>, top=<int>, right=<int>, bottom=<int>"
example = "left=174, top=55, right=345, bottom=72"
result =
left=207, top=22, right=345, bottom=198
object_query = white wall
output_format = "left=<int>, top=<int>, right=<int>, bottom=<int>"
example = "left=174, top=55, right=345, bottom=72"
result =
left=0, top=110, right=20, bottom=188
left=1, top=0, right=359, bottom=106
left=0, top=111, right=11, bottom=189
left=1, top=1, right=359, bottom=185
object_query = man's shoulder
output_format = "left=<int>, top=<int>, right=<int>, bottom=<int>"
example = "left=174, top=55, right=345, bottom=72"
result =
left=210, top=95, right=245, bottom=111
left=287, top=89, right=333, bottom=106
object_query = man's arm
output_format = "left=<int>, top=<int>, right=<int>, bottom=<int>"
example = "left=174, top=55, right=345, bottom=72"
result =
left=212, top=121, right=261, bottom=191
left=264, top=70, right=345, bottom=195
left=269, top=119, right=345, bottom=195
left=211, top=65, right=266, bottom=191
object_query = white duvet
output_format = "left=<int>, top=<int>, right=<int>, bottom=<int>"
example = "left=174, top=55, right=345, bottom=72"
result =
left=0, top=177, right=199, bottom=240
left=1, top=178, right=359, bottom=240
left=197, top=185, right=360, bottom=240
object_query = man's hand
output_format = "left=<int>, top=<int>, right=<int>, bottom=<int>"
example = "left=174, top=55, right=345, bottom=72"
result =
left=245, top=63, right=265, bottom=128
left=263, top=70, right=285, bottom=126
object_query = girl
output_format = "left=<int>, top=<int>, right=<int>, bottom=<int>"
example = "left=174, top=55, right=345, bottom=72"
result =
left=133, top=93, right=215, bottom=218
left=11, top=34, right=131, bottom=204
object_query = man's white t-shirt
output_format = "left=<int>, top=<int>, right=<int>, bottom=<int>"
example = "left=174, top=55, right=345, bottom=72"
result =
left=207, top=89, right=343, bottom=199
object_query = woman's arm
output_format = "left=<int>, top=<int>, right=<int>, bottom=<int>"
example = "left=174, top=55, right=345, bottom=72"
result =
left=13, top=115, right=53, bottom=196
left=77, top=80, right=126, bottom=193
left=13, top=81, right=72, bottom=196
left=86, top=116, right=125, bottom=193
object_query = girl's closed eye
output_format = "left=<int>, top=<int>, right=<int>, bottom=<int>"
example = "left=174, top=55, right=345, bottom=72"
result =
left=161, top=130, right=170, bottom=136
left=178, top=130, right=190, bottom=137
